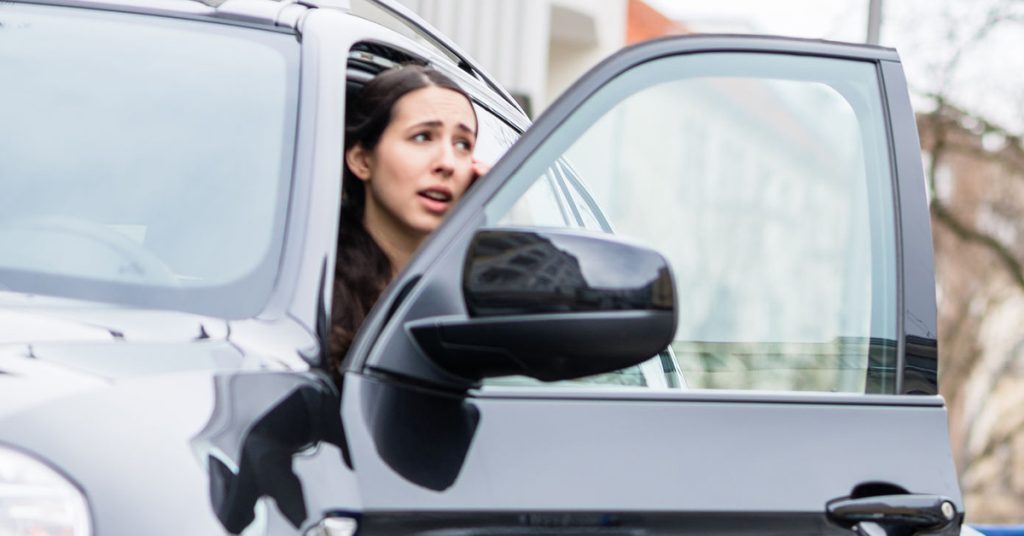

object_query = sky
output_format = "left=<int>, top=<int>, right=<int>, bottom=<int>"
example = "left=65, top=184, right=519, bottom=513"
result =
left=645, top=0, right=1024, bottom=133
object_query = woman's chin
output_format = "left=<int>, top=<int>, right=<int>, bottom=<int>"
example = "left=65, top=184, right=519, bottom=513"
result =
left=405, top=217, right=444, bottom=239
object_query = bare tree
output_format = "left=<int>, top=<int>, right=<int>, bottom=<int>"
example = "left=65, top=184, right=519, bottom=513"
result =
left=901, top=0, right=1024, bottom=523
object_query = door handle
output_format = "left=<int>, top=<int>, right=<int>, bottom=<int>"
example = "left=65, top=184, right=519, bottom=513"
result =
left=826, top=494, right=958, bottom=536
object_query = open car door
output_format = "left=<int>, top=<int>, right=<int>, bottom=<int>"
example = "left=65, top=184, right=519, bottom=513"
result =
left=341, top=35, right=962, bottom=535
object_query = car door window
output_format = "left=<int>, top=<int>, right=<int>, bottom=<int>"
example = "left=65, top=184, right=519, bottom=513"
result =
left=349, top=0, right=462, bottom=68
left=559, top=162, right=612, bottom=232
left=470, top=104, right=519, bottom=163
left=474, top=107, right=580, bottom=229
left=495, top=170, right=576, bottom=228
left=476, top=111, right=665, bottom=388
left=483, top=52, right=898, bottom=394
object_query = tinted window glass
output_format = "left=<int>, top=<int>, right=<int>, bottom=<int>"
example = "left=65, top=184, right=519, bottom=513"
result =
left=350, top=0, right=462, bottom=65
left=484, top=53, right=898, bottom=394
left=472, top=104, right=519, bottom=163
left=559, top=163, right=611, bottom=232
left=0, top=5, right=298, bottom=317
left=473, top=106, right=573, bottom=228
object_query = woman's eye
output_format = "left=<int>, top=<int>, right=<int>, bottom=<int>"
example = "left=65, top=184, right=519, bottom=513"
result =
left=455, top=139, right=473, bottom=151
left=412, top=132, right=430, bottom=142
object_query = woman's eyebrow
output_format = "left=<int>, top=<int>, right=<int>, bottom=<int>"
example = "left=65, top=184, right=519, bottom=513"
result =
left=406, top=120, right=476, bottom=135
left=405, top=120, right=443, bottom=131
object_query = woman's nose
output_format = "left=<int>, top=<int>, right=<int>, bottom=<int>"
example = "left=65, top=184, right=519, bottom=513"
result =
left=433, top=142, right=456, bottom=177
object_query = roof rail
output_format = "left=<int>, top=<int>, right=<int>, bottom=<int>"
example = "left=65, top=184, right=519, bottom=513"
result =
left=213, top=0, right=308, bottom=28
left=195, top=0, right=350, bottom=7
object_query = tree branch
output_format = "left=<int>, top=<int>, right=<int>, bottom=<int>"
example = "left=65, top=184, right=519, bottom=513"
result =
left=931, top=200, right=1024, bottom=290
left=923, top=98, right=1024, bottom=292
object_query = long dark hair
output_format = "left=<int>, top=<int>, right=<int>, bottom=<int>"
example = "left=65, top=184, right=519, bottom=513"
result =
left=329, top=64, right=474, bottom=376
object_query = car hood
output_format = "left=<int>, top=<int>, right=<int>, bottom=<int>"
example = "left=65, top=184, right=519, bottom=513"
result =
left=0, top=291, right=229, bottom=345
left=0, top=335, right=243, bottom=420
left=0, top=292, right=236, bottom=419
left=0, top=296, right=357, bottom=534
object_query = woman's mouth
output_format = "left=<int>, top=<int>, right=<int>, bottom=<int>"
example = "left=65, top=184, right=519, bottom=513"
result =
left=418, top=187, right=453, bottom=214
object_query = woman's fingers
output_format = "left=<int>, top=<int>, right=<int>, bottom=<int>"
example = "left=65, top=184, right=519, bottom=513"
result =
left=472, top=159, right=491, bottom=180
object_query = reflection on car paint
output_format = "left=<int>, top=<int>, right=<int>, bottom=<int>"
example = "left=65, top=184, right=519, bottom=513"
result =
left=360, top=375, right=479, bottom=491
left=192, top=372, right=349, bottom=533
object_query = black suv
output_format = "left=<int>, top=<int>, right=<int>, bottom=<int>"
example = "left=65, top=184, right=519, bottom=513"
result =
left=0, top=0, right=966, bottom=534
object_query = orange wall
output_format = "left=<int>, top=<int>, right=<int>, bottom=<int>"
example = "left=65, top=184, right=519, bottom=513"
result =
left=626, top=0, right=689, bottom=44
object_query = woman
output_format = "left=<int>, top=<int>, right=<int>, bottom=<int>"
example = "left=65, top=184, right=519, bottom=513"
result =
left=329, top=65, right=487, bottom=373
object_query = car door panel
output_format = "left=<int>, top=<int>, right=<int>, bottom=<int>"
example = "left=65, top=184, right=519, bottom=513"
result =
left=343, top=374, right=958, bottom=533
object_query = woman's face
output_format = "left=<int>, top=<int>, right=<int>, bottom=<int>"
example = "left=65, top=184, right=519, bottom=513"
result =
left=348, top=85, right=477, bottom=248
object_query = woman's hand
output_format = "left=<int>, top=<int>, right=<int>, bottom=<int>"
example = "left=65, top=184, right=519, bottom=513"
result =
left=471, top=159, right=491, bottom=183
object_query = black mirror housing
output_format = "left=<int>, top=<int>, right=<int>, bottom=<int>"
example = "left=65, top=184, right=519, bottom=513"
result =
left=408, top=228, right=677, bottom=383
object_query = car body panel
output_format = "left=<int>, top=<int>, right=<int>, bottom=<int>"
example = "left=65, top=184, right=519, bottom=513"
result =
left=345, top=374, right=960, bottom=511
left=0, top=1, right=963, bottom=535
left=0, top=352, right=357, bottom=534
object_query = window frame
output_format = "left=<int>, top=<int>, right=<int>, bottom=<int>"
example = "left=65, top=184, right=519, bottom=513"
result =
left=352, top=36, right=939, bottom=399
left=497, top=54, right=899, bottom=395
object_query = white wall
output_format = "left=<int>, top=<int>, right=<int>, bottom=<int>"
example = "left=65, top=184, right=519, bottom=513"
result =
left=396, top=0, right=626, bottom=115
left=545, top=0, right=627, bottom=110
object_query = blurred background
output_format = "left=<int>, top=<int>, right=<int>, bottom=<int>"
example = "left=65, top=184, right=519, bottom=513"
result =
left=396, top=0, right=1024, bottom=525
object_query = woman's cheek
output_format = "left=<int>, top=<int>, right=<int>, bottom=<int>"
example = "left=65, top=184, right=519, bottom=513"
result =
left=459, top=160, right=476, bottom=186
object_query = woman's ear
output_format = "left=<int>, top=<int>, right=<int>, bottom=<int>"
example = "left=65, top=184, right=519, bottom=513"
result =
left=345, top=144, right=373, bottom=181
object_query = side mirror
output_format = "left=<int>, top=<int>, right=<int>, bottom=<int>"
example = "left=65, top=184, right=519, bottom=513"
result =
left=408, top=228, right=676, bottom=382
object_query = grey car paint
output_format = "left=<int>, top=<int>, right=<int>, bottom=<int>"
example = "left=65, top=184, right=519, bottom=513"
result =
left=0, top=1, right=966, bottom=535
left=0, top=295, right=363, bottom=533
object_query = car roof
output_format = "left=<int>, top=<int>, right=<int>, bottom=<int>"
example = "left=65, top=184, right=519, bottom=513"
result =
left=10, top=0, right=525, bottom=114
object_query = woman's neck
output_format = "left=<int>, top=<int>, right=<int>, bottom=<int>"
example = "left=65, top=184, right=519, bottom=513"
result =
left=362, top=212, right=424, bottom=277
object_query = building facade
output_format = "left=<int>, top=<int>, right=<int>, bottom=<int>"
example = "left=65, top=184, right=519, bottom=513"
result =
left=396, top=0, right=627, bottom=115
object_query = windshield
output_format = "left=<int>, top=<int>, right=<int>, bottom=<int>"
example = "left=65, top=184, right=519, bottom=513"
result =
left=0, top=4, right=299, bottom=318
